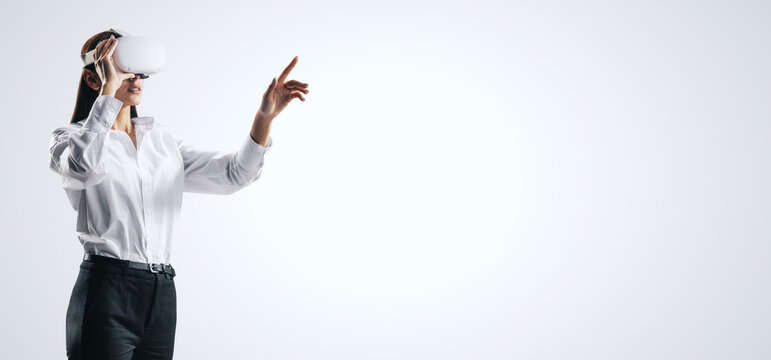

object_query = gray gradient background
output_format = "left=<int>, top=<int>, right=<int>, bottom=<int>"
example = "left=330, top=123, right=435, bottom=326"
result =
left=1, top=0, right=770, bottom=359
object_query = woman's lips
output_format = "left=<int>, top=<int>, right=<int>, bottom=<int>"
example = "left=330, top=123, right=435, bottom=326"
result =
left=128, top=88, right=142, bottom=94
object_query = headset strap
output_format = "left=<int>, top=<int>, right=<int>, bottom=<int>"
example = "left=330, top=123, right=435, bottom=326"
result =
left=80, top=28, right=131, bottom=67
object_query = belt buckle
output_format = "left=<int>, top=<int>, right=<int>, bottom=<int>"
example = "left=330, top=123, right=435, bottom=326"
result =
left=149, top=263, right=163, bottom=273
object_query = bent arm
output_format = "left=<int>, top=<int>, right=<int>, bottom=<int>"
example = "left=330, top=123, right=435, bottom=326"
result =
left=175, top=133, right=273, bottom=195
left=48, top=95, right=122, bottom=190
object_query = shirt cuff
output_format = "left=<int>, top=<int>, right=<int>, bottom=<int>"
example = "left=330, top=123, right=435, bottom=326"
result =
left=82, top=95, right=123, bottom=134
left=235, top=134, right=273, bottom=173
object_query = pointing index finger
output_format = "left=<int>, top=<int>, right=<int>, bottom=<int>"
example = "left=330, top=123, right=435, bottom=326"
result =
left=277, top=56, right=298, bottom=84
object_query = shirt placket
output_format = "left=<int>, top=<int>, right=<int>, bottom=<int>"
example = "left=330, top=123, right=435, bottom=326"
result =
left=133, top=129, right=159, bottom=264
left=138, top=163, right=157, bottom=262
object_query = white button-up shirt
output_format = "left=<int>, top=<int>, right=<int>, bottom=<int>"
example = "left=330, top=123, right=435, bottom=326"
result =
left=49, top=95, right=273, bottom=264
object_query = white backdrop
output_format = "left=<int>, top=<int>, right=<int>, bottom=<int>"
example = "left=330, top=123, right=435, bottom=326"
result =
left=1, top=0, right=770, bottom=359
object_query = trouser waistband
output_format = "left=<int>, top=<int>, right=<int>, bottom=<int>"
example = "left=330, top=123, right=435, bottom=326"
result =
left=83, top=253, right=176, bottom=278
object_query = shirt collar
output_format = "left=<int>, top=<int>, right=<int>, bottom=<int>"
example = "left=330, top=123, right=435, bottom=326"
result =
left=131, top=116, right=155, bottom=130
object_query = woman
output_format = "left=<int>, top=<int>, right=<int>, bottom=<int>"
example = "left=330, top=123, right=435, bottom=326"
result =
left=49, top=29, right=310, bottom=360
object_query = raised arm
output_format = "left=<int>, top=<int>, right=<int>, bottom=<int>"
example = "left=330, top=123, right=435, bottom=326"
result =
left=49, top=95, right=123, bottom=190
left=175, top=55, right=308, bottom=195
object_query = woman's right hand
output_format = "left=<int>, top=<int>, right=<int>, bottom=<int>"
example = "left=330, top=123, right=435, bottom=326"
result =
left=94, top=35, right=135, bottom=96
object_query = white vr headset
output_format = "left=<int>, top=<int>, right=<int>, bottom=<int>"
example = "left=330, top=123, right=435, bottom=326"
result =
left=80, top=28, right=165, bottom=79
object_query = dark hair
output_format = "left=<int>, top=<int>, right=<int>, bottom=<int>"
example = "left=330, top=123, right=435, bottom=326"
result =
left=69, top=29, right=138, bottom=124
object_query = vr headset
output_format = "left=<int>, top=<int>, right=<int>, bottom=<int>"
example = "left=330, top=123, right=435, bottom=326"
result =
left=80, top=28, right=165, bottom=79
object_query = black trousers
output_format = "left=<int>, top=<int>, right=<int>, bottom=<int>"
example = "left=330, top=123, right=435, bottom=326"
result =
left=66, top=256, right=177, bottom=360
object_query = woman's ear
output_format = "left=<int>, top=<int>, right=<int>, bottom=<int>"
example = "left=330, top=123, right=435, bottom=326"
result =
left=83, top=68, right=101, bottom=91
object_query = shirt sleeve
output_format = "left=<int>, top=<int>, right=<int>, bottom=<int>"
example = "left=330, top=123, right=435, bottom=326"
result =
left=173, top=133, right=273, bottom=195
left=48, top=95, right=123, bottom=191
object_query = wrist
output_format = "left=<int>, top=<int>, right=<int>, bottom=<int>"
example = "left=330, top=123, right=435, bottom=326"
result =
left=101, top=87, right=117, bottom=97
left=256, top=109, right=275, bottom=122
left=251, top=111, right=274, bottom=147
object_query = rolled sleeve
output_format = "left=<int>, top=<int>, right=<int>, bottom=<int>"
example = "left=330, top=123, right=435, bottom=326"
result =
left=235, top=134, right=273, bottom=173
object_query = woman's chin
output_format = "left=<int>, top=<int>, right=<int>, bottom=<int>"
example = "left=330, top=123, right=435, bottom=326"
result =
left=118, top=95, right=142, bottom=106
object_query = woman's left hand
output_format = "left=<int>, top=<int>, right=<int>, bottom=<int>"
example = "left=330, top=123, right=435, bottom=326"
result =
left=258, top=56, right=309, bottom=119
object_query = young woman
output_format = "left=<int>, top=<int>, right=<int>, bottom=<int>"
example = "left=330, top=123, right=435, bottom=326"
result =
left=49, top=29, right=309, bottom=360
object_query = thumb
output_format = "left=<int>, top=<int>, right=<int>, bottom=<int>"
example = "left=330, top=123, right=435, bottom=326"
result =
left=264, top=77, right=276, bottom=97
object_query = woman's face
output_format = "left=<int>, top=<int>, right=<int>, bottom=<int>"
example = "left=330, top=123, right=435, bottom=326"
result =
left=84, top=68, right=144, bottom=106
left=113, top=75, right=144, bottom=106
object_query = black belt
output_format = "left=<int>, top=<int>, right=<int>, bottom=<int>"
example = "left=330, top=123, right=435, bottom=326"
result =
left=83, top=253, right=176, bottom=277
